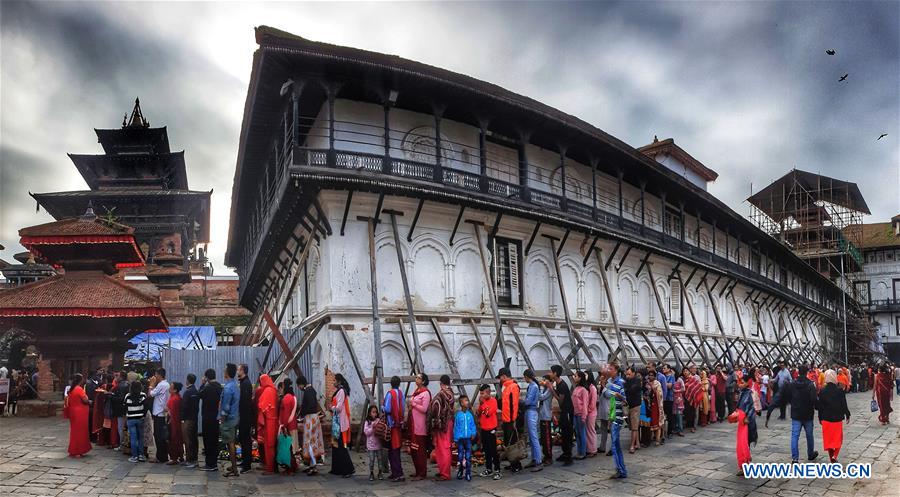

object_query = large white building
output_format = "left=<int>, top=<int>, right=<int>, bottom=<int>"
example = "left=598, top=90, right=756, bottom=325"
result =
left=226, top=27, right=846, bottom=413
left=849, top=215, right=900, bottom=362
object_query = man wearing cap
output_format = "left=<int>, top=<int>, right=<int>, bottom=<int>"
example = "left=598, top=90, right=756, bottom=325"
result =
left=548, top=365, right=574, bottom=466
left=522, top=369, right=543, bottom=471
left=497, top=368, right=522, bottom=473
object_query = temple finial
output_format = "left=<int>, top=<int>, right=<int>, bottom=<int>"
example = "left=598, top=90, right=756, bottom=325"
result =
left=125, top=97, right=149, bottom=128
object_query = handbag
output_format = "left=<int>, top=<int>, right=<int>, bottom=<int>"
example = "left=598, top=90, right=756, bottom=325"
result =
left=870, top=399, right=878, bottom=413
left=276, top=433, right=293, bottom=466
left=503, top=428, right=528, bottom=463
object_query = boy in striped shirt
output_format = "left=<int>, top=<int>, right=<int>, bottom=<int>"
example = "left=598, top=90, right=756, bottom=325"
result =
left=604, top=364, right=627, bottom=479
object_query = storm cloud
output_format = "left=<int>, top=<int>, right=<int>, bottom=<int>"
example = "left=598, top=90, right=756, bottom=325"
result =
left=1, top=1, right=897, bottom=274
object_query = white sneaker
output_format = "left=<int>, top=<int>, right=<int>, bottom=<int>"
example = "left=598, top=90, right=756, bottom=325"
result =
left=129, top=457, right=139, bottom=463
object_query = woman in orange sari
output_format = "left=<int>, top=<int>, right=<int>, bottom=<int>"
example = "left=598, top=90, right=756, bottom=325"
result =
left=873, top=365, right=894, bottom=425
left=65, top=374, right=92, bottom=458
left=256, top=374, right=278, bottom=474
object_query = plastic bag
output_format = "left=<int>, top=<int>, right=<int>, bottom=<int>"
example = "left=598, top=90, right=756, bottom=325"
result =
left=276, top=433, right=293, bottom=466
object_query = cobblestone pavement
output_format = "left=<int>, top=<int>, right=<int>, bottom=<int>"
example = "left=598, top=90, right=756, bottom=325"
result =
left=0, top=392, right=897, bottom=497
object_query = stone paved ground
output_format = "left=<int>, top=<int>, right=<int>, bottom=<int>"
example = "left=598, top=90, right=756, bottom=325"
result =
left=0, top=392, right=897, bottom=497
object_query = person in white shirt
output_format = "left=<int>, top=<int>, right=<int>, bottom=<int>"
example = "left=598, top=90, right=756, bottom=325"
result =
left=148, top=368, right=171, bottom=463
left=760, top=370, right=770, bottom=410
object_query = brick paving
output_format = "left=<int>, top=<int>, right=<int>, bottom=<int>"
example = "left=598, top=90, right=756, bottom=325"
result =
left=0, top=392, right=897, bottom=497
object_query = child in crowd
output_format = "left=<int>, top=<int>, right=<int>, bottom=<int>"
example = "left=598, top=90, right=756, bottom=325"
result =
left=453, top=395, right=477, bottom=481
left=362, top=405, right=384, bottom=481
left=476, top=384, right=500, bottom=480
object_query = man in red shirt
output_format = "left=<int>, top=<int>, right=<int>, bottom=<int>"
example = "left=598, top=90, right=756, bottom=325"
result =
left=498, top=368, right=522, bottom=473
left=477, top=384, right=501, bottom=480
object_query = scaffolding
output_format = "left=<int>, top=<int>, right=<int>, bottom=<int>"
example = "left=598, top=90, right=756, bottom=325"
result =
left=748, top=169, right=874, bottom=363
left=748, top=169, right=869, bottom=279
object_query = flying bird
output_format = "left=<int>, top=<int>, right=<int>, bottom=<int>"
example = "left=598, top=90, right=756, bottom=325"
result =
left=838, top=73, right=848, bottom=82
left=877, top=134, right=888, bottom=141
left=826, top=49, right=836, bottom=55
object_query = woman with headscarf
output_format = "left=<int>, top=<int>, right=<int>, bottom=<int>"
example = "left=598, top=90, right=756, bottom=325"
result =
left=837, top=367, right=850, bottom=392
left=571, top=371, right=589, bottom=458
left=731, top=369, right=757, bottom=477
left=256, top=374, right=279, bottom=474
left=873, top=365, right=894, bottom=425
left=585, top=371, right=599, bottom=456
left=65, top=374, right=92, bottom=457
left=648, top=372, right=664, bottom=445
left=297, top=376, right=324, bottom=475
left=382, top=375, right=405, bottom=481
left=672, top=369, right=685, bottom=437
left=698, top=370, right=711, bottom=427
left=683, top=368, right=700, bottom=433
left=330, top=373, right=354, bottom=477
left=408, top=373, right=431, bottom=480
left=278, top=378, right=300, bottom=475
left=430, top=374, right=455, bottom=481
left=816, top=370, right=850, bottom=463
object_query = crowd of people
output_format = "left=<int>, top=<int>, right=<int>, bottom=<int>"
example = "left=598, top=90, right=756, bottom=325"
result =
left=57, top=359, right=897, bottom=482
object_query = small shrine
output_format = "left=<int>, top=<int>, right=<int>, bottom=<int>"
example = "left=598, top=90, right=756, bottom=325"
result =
left=0, top=208, right=167, bottom=395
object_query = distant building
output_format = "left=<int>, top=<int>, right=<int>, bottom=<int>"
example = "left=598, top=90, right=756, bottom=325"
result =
left=847, top=216, right=900, bottom=362
left=637, top=137, right=718, bottom=191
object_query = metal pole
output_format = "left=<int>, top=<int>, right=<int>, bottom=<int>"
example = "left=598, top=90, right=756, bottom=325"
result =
left=841, top=256, right=848, bottom=364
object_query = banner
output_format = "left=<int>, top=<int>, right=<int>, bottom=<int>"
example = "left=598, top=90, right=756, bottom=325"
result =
left=125, top=326, right=216, bottom=361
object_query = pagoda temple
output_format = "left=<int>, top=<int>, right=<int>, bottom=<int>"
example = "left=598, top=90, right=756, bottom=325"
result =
left=30, top=98, right=215, bottom=323
left=0, top=209, right=167, bottom=394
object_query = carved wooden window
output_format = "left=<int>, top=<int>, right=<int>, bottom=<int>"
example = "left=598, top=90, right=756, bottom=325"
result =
left=492, top=237, right=522, bottom=308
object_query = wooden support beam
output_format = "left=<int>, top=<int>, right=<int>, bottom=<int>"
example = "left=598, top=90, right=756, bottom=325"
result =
left=634, top=252, right=651, bottom=278
left=593, top=247, right=628, bottom=365
left=373, top=193, right=385, bottom=222
left=448, top=205, right=466, bottom=246
left=273, top=318, right=328, bottom=379
left=365, top=217, right=385, bottom=403
left=582, top=234, right=600, bottom=267
left=506, top=322, right=535, bottom=372
left=547, top=235, right=579, bottom=369
left=469, top=321, right=498, bottom=380
left=311, top=197, right=332, bottom=236
left=488, top=212, right=503, bottom=247
left=538, top=323, right=571, bottom=370
left=646, top=258, right=686, bottom=370
left=387, top=211, right=423, bottom=373
left=430, top=318, right=468, bottom=396
left=338, top=325, right=377, bottom=409
left=406, top=199, right=426, bottom=242
left=683, top=267, right=699, bottom=288
left=605, top=242, right=621, bottom=271
left=677, top=272, right=711, bottom=367
left=340, top=190, right=354, bottom=236
left=624, top=329, right=649, bottom=365
left=703, top=278, right=734, bottom=366
left=471, top=221, right=509, bottom=364
left=636, top=330, right=665, bottom=364
left=615, top=245, right=633, bottom=271
left=556, top=228, right=570, bottom=257
left=525, top=221, right=542, bottom=256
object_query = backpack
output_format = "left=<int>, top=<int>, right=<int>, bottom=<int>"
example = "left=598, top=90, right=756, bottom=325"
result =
left=373, top=416, right=391, bottom=442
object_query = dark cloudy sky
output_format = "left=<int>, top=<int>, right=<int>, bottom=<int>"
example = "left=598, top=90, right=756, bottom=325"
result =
left=1, top=1, right=898, bottom=275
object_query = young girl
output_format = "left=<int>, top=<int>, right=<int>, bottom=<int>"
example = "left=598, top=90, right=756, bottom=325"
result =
left=362, top=405, right=384, bottom=481
left=453, top=395, right=476, bottom=481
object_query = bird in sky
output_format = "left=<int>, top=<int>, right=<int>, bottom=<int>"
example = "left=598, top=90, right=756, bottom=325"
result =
left=877, top=134, right=888, bottom=141
left=826, top=49, right=836, bottom=55
left=838, top=73, right=849, bottom=82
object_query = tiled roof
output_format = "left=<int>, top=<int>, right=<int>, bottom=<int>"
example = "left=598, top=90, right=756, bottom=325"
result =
left=0, top=273, right=162, bottom=314
left=19, top=216, right=133, bottom=237
left=850, top=222, right=900, bottom=250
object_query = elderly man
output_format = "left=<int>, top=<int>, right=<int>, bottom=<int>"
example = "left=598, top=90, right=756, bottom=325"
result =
left=147, top=368, right=170, bottom=463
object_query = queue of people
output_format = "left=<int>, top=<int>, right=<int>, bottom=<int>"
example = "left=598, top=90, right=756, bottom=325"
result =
left=59, top=359, right=896, bottom=483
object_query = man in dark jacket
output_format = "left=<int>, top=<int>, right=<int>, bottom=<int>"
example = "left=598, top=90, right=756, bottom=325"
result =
left=783, top=365, right=818, bottom=463
left=237, top=364, right=254, bottom=473
left=111, top=371, right=130, bottom=449
left=180, top=374, right=200, bottom=468
left=198, top=369, right=223, bottom=471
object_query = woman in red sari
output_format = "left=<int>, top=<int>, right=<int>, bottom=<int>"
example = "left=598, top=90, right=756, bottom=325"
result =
left=873, top=365, right=894, bottom=425
left=166, top=382, right=183, bottom=465
left=65, top=374, right=92, bottom=457
left=257, top=374, right=279, bottom=474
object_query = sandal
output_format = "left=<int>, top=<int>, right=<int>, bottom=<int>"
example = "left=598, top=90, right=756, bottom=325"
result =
left=628, top=448, right=635, bottom=454
left=223, top=470, right=239, bottom=478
